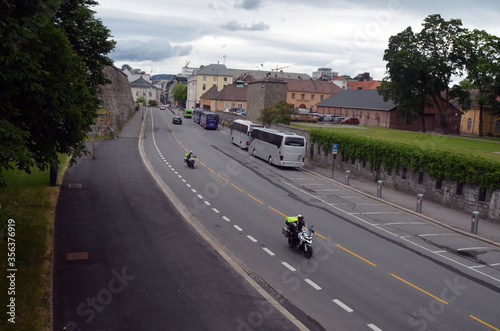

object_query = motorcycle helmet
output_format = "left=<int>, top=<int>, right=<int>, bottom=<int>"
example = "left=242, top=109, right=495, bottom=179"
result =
left=297, top=214, right=304, bottom=222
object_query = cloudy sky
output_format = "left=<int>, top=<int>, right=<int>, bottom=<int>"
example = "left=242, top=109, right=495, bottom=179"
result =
left=94, top=0, right=500, bottom=80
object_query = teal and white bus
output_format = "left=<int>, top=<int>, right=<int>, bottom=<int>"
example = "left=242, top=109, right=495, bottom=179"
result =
left=249, top=128, right=306, bottom=168
left=230, top=120, right=264, bottom=149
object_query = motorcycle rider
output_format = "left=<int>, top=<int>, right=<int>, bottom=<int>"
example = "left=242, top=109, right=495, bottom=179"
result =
left=286, top=214, right=306, bottom=246
left=184, top=151, right=194, bottom=162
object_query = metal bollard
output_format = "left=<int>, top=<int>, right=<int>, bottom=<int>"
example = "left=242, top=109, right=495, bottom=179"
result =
left=471, top=211, right=480, bottom=234
left=377, top=180, right=383, bottom=198
left=416, top=194, right=424, bottom=213
left=345, top=170, right=351, bottom=185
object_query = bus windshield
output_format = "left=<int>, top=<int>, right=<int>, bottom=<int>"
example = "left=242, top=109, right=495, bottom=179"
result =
left=285, top=137, right=305, bottom=146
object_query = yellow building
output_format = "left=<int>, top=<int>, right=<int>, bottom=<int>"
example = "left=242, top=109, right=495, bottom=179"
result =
left=186, top=64, right=233, bottom=110
left=455, top=90, right=500, bottom=136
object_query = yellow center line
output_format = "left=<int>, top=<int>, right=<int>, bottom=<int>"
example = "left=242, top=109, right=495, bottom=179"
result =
left=391, top=274, right=448, bottom=304
left=337, top=245, right=377, bottom=266
left=470, top=315, right=500, bottom=331
left=247, top=194, right=264, bottom=204
left=158, top=108, right=331, bottom=244
left=231, top=184, right=244, bottom=192
left=268, top=207, right=286, bottom=217
left=313, top=231, right=327, bottom=240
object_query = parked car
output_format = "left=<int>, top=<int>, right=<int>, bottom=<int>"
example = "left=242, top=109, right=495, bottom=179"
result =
left=172, top=116, right=182, bottom=125
left=340, top=117, right=360, bottom=125
left=334, top=117, right=346, bottom=124
left=160, top=105, right=166, bottom=110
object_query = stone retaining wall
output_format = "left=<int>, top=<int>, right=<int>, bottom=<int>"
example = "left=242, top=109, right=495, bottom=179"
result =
left=94, top=66, right=136, bottom=136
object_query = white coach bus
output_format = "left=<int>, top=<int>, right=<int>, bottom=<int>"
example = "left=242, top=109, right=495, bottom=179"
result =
left=248, top=128, right=306, bottom=168
left=230, top=119, right=264, bottom=149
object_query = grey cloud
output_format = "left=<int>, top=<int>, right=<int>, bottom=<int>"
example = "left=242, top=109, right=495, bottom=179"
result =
left=221, top=20, right=269, bottom=31
left=235, top=0, right=262, bottom=10
left=111, top=39, right=193, bottom=61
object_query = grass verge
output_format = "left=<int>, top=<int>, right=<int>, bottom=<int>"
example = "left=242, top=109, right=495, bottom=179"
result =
left=0, top=154, right=69, bottom=330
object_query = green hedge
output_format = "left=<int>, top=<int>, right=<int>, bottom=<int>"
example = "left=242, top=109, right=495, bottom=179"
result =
left=310, top=129, right=500, bottom=191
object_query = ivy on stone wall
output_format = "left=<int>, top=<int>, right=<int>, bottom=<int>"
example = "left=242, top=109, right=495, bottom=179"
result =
left=310, top=129, right=500, bottom=191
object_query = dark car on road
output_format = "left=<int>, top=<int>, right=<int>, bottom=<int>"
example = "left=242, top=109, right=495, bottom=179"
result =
left=172, top=116, right=182, bottom=125
left=340, top=117, right=360, bottom=125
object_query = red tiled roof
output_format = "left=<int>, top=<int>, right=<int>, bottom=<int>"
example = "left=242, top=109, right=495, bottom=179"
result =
left=348, top=80, right=381, bottom=90
left=282, top=78, right=342, bottom=93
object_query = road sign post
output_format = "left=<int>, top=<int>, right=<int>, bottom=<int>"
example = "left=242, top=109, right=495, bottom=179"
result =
left=332, top=144, right=338, bottom=179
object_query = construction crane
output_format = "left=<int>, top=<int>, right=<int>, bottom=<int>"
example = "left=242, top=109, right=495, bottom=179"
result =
left=271, top=65, right=290, bottom=71
left=184, top=61, right=190, bottom=68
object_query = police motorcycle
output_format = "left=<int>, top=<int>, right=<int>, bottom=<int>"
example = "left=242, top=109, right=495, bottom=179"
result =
left=184, top=152, right=197, bottom=169
left=282, top=220, right=315, bottom=259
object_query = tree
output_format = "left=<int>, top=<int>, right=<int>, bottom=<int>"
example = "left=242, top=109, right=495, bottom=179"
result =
left=379, top=27, right=432, bottom=131
left=380, top=15, right=465, bottom=132
left=172, top=82, right=187, bottom=107
left=454, top=29, right=500, bottom=136
left=0, top=0, right=115, bottom=187
left=418, top=15, right=465, bottom=130
left=258, top=101, right=294, bottom=125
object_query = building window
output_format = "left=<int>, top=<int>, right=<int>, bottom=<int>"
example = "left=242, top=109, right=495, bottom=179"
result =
left=321, top=95, right=324, bottom=101
left=311, top=94, right=315, bottom=100
left=224, top=102, right=230, bottom=109
left=292, top=93, right=295, bottom=99
left=136, top=91, right=139, bottom=96
left=301, top=93, right=305, bottom=100
left=360, top=112, right=363, bottom=119
left=237, top=103, right=243, bottom=108
left=495, top=120, right=500, bottom=133
left=456, top=182, right=463, bottom=196
left=202, top=83, right=206, bottom=90
left=467, top=118, right=472, bottom=131
left=203, top=76, right=206, bottom=81
left=223, top=77, right=227, bottom=82
left=149, top=92, right=152, bottom=97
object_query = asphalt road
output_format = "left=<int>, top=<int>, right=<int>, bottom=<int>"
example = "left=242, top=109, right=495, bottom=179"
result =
left=140, top=107, right=500, bottom=331
left=52, top=111, right=310, bottom=330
